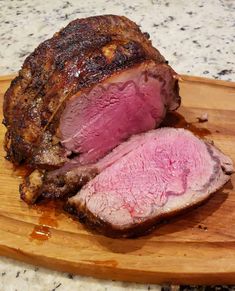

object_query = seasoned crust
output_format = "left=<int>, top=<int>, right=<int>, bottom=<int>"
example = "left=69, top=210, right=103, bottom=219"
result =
left=3, top=15, right=169, bottom=165
left=20, top=165, right=98, bottom=204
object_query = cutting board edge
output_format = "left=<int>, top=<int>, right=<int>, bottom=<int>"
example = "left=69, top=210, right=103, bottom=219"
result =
left=1, top=73, right=235, bottom=88
left=180, top=75, right=235, bottom=88
left=0, top=212, right=235, bottom=285
left=1, top=249, right=235, bottom=285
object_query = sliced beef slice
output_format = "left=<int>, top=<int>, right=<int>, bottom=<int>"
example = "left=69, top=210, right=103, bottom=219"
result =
left=66, top=128, right=233, bottom=237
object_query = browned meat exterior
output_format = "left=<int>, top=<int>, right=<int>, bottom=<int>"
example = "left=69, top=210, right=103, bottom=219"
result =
left=3, top=15, right=179, bottom=167
left=20, top=165, right=98, bottom=204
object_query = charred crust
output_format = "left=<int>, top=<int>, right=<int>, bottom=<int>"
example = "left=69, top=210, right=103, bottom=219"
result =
left=4, top=131, right=30, bottom=164
left=20, top=166, right=98, bottom=204
left=2, top=118, right=7, bottom=126
left=40, top=167, right=98, bottom=200
left=20, top=169, right=45, bottom=204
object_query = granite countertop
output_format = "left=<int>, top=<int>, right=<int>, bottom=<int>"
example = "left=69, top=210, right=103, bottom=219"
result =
left=0, top=0, right=235, bottom=290
left=0, top=0, right=234, bottom=80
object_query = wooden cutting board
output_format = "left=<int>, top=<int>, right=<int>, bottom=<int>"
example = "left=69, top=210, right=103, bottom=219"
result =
left=0, top=74, right=235, bottom=285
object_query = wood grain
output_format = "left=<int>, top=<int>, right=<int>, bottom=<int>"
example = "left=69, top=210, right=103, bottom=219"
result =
left=0, top=75, right=235, bottom=284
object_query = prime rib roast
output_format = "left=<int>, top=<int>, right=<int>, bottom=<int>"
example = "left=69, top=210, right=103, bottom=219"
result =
left=3, top=15, right=233, bottom=237
left=4, top=15, right=180, bottom=203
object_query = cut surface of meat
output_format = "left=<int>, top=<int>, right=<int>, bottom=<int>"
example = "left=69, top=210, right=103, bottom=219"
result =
left=59, top=61, right=179, bottom=165
left=67, top=128, right=233, bottom=237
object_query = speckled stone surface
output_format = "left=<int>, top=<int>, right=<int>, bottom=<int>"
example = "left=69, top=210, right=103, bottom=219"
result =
left=0, top=0, right=235, bottom=290
left=0, top=257, right=161, bottom=291
left=0, top=0, right=235, bottom=81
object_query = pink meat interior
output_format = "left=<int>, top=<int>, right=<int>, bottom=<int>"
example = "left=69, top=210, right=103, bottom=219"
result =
left=59, top=62, right=169, bottom=165
left=74, top=129, right=220, bottom=227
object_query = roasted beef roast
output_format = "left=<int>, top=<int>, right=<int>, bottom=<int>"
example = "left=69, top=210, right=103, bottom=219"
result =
left=66, top=128, right=233, bottom=237
left=3, top=15, right=233, bottom=238
left=3, top=15, right=180, bottom=170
